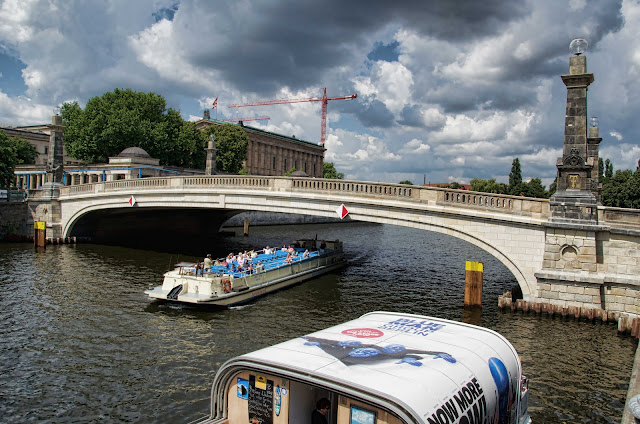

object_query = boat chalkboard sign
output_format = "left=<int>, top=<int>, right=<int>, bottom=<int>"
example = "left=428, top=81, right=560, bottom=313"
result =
left=249, top=374, right=273, bottom=424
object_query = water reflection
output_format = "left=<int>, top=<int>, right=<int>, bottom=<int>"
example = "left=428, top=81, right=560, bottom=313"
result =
left=0, top=222, right=636, bottom=423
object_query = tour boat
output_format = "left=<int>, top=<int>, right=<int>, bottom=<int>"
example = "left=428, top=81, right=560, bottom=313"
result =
left=195, top=311, right=532, bottom=424
left=144, top=239, right=345, bottom=307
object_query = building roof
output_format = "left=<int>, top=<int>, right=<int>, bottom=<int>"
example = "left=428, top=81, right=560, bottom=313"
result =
left=290, top=170, right=309, bottom=177
left=197, top=118, right=325, bottom=151
left=117, top=146, right=152, bottom=158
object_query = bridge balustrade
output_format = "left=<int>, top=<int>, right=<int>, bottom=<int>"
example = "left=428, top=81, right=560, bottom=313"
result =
left=55, top=175, right=552, bottom=220
left=291, top=178, right=416, bottom=199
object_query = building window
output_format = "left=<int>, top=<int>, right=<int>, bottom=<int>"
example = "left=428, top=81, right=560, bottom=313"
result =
left=294, top=160, right=297, bottom=169
left=284, top=158, right=287, bottom=171
left=304, top=162, right=307, bottom=173
left=272, top=157, right=276, bottom=170
left=313, top=163, right=316, bottom=175
left=44, top=147, right=48, bottom=154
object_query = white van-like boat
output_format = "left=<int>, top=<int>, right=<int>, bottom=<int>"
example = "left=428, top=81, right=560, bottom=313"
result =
left=195, top=311, right=532, bottom=424
left=144, top=239, right=345, bottom=307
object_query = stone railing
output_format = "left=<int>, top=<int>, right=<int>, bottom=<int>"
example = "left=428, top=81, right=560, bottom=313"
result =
left=56, top=176, right=552, bottom=219
left=599, top=206, right=640, bottom=232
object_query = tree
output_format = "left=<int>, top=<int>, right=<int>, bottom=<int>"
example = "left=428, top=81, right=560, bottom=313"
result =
left=285, top=167, right=297, bottom=176
left=521, top=178, right=548, bottom=198
left=449, top=181, right=462, bottom=189
left=0, top=130, right=38, bottom=187
left=470, top=178, right=508, bottom=194
left=604, top=159, right=613, bottom=179
left=508, top=158, right=522, bottom=194
left=0, top=130, right=18, bottom=187
left=201, top=124, right=249, bottom=174
left=62, top=89, right=205, bottom=168
left=598, top=157, right=604, bottom=179
left=399, top=180, right=413, bottom=185
left=323, top=162, right=344, bottom=179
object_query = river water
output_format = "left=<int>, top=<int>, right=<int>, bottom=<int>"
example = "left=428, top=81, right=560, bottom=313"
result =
left=0, top=222, right=636, bottom=423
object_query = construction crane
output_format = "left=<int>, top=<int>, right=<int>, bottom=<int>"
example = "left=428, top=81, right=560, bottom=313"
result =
left=228, top=87, right=357, bottom=145
left=220, top=116, right=270, bottom=123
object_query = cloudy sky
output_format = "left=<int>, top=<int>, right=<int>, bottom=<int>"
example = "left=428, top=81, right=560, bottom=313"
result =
left=1, top=0, right=639, bottom=186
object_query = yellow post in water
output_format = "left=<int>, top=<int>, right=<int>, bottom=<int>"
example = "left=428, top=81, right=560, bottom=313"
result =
left=34, top=221, right=46, bottom=250
left=464, top=261, right=483, bottom=307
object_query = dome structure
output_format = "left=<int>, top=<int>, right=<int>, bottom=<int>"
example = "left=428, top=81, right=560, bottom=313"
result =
left=117, top=147, right=151, bottom=158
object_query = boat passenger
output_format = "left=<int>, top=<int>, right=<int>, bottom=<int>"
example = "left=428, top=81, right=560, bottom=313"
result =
left=214, top=258, right=221, bottom=267
left=281, top=245, right=287, bottom=252
left=246, top=263, right=254, bottom=274
left=237, top=255, right=245, bottom=267
left=250, top=250, right=258, bottom=258
left=204, top=254, right=213, bottom=268
left=303, top=249, right=309, bottom=258
left=312, top=398, right=331, bottom=424
left=256, top=261, right=264, bottom=272
left=285, top=253, right=293, bottom=264
left=287, top=245, right=294, bottom=252
left=320, top=240, right=327, bottom=250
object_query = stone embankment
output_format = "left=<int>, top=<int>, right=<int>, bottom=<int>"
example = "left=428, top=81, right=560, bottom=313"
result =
left=499, top=291, right=640, bottom=337
left=0, top=202, right=32, bottom=241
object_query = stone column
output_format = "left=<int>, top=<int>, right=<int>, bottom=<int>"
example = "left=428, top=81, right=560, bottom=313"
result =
left=205, top=134, right=217, bottom=175
left=549, top=53, right=598, bottom=224
left=46, top=115, right=65, bottom=185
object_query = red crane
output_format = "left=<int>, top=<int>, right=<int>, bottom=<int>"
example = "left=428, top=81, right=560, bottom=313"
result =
left=229, top=87, right=357, bottom=145
left=220, top=116, right=270, bottom=123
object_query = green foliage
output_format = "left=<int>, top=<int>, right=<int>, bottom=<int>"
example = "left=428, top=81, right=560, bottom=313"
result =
left=599, top=158, right=640, bottom=208
left=61, top=89, right=206, bottom=168
left=449, top=181, right=462, bottom=189
left=470, top=178, right=508, bottom=194
left=508, top=158, right=522, bottom=191
left=12, top=137, right=38, bottom=165
left=0, top=130, right=38, bottom=187
left=598, top=158, right=604, bottom=179
left=399, top=180, right=413, bottom=185
left=323, top=162, right=344, bottom=179
left=0, top=130, right=18, bottom=187
left=201, top=124, right=249, bottom=174
left=285, top=167, right=297, bottom=176
left=604, top=159, right=613, bottom=178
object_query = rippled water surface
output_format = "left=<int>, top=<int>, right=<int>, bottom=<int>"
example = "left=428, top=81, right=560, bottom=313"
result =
left=0, top=222, right=636, bottom=423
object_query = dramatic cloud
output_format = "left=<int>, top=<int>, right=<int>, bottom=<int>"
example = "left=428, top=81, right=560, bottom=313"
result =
left=0, top=0, right=636, bottom=186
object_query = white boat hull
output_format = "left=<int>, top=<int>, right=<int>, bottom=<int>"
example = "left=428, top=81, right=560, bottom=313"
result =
left=145, top=247, right=345, bottom=307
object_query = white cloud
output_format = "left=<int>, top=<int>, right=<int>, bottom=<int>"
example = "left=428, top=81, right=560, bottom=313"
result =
left=610, top=130, right=623, bottom=141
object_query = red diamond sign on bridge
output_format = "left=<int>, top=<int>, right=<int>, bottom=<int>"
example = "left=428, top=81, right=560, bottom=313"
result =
left=128, top=196, right=136, bottom=207
left=336, top=204, right=349, bottom=219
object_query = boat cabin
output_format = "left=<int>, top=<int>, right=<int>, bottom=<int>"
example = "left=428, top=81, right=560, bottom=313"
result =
left=196, top=311, right=531, bottom=424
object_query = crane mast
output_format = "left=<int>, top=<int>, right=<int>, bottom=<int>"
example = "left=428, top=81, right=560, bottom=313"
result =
left=229, top=87, right=357, bottom=145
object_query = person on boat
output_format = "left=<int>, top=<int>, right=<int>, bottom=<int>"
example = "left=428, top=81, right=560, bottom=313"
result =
left=281, top=245, right=287, bottom=252
left=303, top=249, right=309, bottom=258
left=287, top=245, right=294, bottom=253
left=256, top=261, right=264, bottom=272
left=312, top=398, right=330, bottom=424
left=246, top=263, right=254, bottom=274
left=214, top=258, right=221, bottom=267
left=237, top=255, right=245, bottom=268
left=320, top=240, right=327, bottom=250
left=204, top=254, right=213, bottom=269
left=285, top=253, right=293, bottom=264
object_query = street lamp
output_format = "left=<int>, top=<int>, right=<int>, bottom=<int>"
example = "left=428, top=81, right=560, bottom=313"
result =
left=590, top=116, right=599, bottom=128
left=53, top=106, right=61, bottom=116
left=569, top=38, right=588, bottom=56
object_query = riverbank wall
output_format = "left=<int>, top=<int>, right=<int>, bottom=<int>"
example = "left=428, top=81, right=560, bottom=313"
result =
left=0, top=202, right=33, bottom=241
left=499, top=291, right=640, bottom=337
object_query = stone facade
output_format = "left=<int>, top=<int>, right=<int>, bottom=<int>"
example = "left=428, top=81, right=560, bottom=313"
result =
left=196, top=118, right=325, bottom=178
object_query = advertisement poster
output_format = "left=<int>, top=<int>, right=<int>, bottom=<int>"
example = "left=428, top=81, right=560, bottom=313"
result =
left=248, top=374, right=274, bottom=424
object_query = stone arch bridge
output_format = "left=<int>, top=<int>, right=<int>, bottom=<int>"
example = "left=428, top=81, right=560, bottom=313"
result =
left=29, top=175, right=640, bottom=313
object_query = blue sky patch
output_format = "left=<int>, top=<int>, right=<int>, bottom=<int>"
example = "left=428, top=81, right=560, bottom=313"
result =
left=367, top=41, right=400, bottom=62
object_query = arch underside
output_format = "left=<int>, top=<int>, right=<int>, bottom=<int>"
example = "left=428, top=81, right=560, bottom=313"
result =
left=64, top=202, right=537, bottom=296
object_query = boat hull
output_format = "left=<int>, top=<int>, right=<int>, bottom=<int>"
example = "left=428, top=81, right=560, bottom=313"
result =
left=145, top=251, right=346, bottom=307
